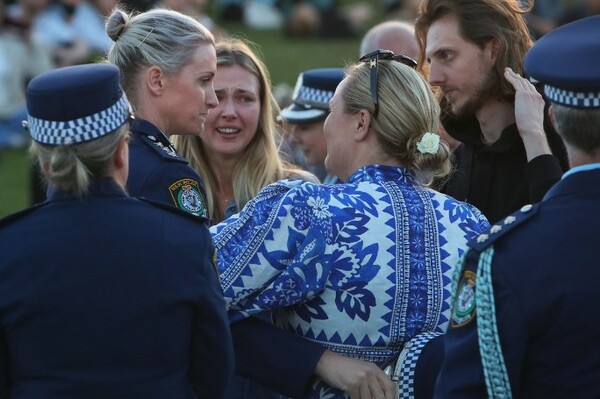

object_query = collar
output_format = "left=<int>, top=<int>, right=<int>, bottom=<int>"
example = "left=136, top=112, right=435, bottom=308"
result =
left=561, top=162, right=600, bottom=179
left=130, top=119, right=174, bottom=147
left=48, top=178, right=128, bottom=201
left=544, top=166, right=600, bottom=201
left=442, top=113, right=520, bottom=153
left=345, top=165, right=415, bottom=185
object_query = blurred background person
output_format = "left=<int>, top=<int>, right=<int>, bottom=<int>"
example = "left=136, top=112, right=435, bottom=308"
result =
left=156, top=0, right=227, bottom=40
left=33, top=0, right=113, bottom=66
left=359, top=20, right=419, bottom=60
left=280, top=67, right=345, bottom=184
left=174, top=38, right=317, bottom=224
left=0, top=62, right=234, bottom=399
left=0, top=0, right=53, bottom=149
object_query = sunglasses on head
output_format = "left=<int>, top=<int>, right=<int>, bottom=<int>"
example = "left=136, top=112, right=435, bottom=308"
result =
left=358, top=49, right=418, bottom=118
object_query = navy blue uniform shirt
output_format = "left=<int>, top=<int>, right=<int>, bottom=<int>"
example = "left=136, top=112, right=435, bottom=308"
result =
left=435, top=168, right=600, bottom=398
left=0, top=179, right=234, bottom=399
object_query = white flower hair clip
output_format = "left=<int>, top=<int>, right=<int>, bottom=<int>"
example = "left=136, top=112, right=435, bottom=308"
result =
left=416, top=132, right=440, bottom=154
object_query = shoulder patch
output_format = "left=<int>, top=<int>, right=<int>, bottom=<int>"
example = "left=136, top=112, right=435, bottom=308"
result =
left=469, top=203, right=540, bottom=252
left=451, top=269, right=477, bottom=327
left=138, top=197, right=210, bottom=224
left=168, top=178, right=208, bottom=218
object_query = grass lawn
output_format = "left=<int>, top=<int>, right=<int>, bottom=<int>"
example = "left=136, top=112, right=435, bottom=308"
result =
left=0, top=1, right=380, bottom=218
left=0, top=148, right=31, bottom=217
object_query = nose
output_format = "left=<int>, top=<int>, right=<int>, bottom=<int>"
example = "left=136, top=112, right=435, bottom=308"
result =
left=427, top=61, right=444, bottom=87
left=220, top=98, right=238, bottom=118
left=206, top=87, right=218, bottom=110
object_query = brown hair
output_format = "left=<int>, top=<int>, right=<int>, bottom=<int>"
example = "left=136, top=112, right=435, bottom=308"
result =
left=415, top=0, right=534, bottom=102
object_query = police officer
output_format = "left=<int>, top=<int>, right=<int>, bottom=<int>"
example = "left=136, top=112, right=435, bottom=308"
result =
left=0, top=63, right=234, bottom=398
left=434, top=15, right=600, bottom=398
left=281, top=68, right=344, bottom=184
left=105, top=8, right=214, bottom=218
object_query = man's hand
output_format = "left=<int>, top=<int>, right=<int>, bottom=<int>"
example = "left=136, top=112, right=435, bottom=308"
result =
left=314, top=350, right=396, bottom=399
left=504, top=67, right=552, bottom=160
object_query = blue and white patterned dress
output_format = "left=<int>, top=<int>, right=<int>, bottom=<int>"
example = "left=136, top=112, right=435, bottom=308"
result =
left=211, top=165, right=490, bottom=398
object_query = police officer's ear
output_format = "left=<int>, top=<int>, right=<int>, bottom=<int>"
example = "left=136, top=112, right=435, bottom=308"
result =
left=113, top=135, right=130, bottom=187
left=145, top=65, right=166, bottom=96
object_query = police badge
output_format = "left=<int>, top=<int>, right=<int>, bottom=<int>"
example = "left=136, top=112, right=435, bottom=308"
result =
left=451, top=270, right=477, bottom=327
left=168, top=179, right=208, bottom=217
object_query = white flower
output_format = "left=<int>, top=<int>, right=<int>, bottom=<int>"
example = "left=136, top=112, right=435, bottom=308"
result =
left=416, top=132, right=440, bottom=154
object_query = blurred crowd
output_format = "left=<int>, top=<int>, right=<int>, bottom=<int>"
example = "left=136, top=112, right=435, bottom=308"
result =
left=0, top=0, right=597, bottom=150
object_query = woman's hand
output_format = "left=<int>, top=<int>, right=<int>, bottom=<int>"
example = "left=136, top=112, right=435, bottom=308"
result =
left=315, top=350, right=397, bottom=399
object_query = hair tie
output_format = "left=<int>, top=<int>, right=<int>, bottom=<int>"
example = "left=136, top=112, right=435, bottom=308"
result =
left=416, top=132, right=440, bottom=154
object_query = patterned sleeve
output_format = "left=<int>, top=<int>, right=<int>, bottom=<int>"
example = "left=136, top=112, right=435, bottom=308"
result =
left=211, top=181, right=337, bottom=322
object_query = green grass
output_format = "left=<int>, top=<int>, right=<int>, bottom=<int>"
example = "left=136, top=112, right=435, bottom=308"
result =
left=0, top=2, right=378, bottom=218
left=0, top=148, right=31, bottom=217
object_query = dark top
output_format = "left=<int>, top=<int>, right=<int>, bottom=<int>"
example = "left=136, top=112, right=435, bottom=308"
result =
left=435, top=168, right=600, bottom=398
left=443, top=109, right=568, bottom=224
left=126, top=119, right=325, bottom=398
left=0, top=179, right=234, bottom=399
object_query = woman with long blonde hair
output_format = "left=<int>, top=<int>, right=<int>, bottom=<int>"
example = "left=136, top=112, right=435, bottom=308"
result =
left=173, top=38, right=315, bottom=223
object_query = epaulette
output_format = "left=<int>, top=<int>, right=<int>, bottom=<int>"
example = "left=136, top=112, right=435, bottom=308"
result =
left=0, top=202, right=48, bottom=227
left=139, top=134, right=185, bottom=161
left=469, top=203, right=540, bottom=252
left=137, top=197, right=211, bottom=225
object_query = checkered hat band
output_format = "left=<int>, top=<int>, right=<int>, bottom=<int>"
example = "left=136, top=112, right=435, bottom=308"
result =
left=29, top=94, right=131, bottom=145
left=544, top=85, right=600, bottom=108
left=295, top=86, right=334, bottom=108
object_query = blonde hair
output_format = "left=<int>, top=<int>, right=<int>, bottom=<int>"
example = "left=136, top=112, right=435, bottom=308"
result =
left=105, top=7, right=215, bottom=111
left=30, top=125, right=129, bottom=198
left=343, top=60, right=451, bottom=184
left=173, top=38, right=309, bottom=221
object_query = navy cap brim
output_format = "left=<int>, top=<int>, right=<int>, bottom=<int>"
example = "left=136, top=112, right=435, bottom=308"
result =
left=525, top=15, right=600, bottom=109
left=280, top=103, right=328, bottom=124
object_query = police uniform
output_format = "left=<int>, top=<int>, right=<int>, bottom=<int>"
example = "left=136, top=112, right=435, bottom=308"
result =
left=280, top=68, right=345, bottom=184
left=127, top=118, right=209, bottom=218
left=435, top=16, right=600, bottom=399
left=0, top=64, right=234, bottom=398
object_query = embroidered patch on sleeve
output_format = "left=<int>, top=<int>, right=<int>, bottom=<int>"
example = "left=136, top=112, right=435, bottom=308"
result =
left=168, top=179, right=208, bottom=218
left=451, top=269, right=477, bottom=328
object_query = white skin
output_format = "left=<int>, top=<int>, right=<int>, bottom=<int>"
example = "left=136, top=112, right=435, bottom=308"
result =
left=136, top=43, right=218, bottom=138
left=323, top=77, right=397, bottom=181
left=199, top=64, right=261, bottom=215
left=289, top=121, right=327, bottom=166
left=426, top=14, right=551, bottom=159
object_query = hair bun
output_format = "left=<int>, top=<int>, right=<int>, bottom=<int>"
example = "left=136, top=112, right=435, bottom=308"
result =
left=106, top=9, right=129, bottom=42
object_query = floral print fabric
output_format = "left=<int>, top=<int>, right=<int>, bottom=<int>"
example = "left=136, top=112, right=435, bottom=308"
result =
left=211, top=165, right=489, bottom=398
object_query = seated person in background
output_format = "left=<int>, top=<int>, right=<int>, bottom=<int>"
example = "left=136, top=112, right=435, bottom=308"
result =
left=0, top=63, right=234, bottom=399
left=280, top=67, right=345, bottom=184
left=211, top=50, right=490, bottom=398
